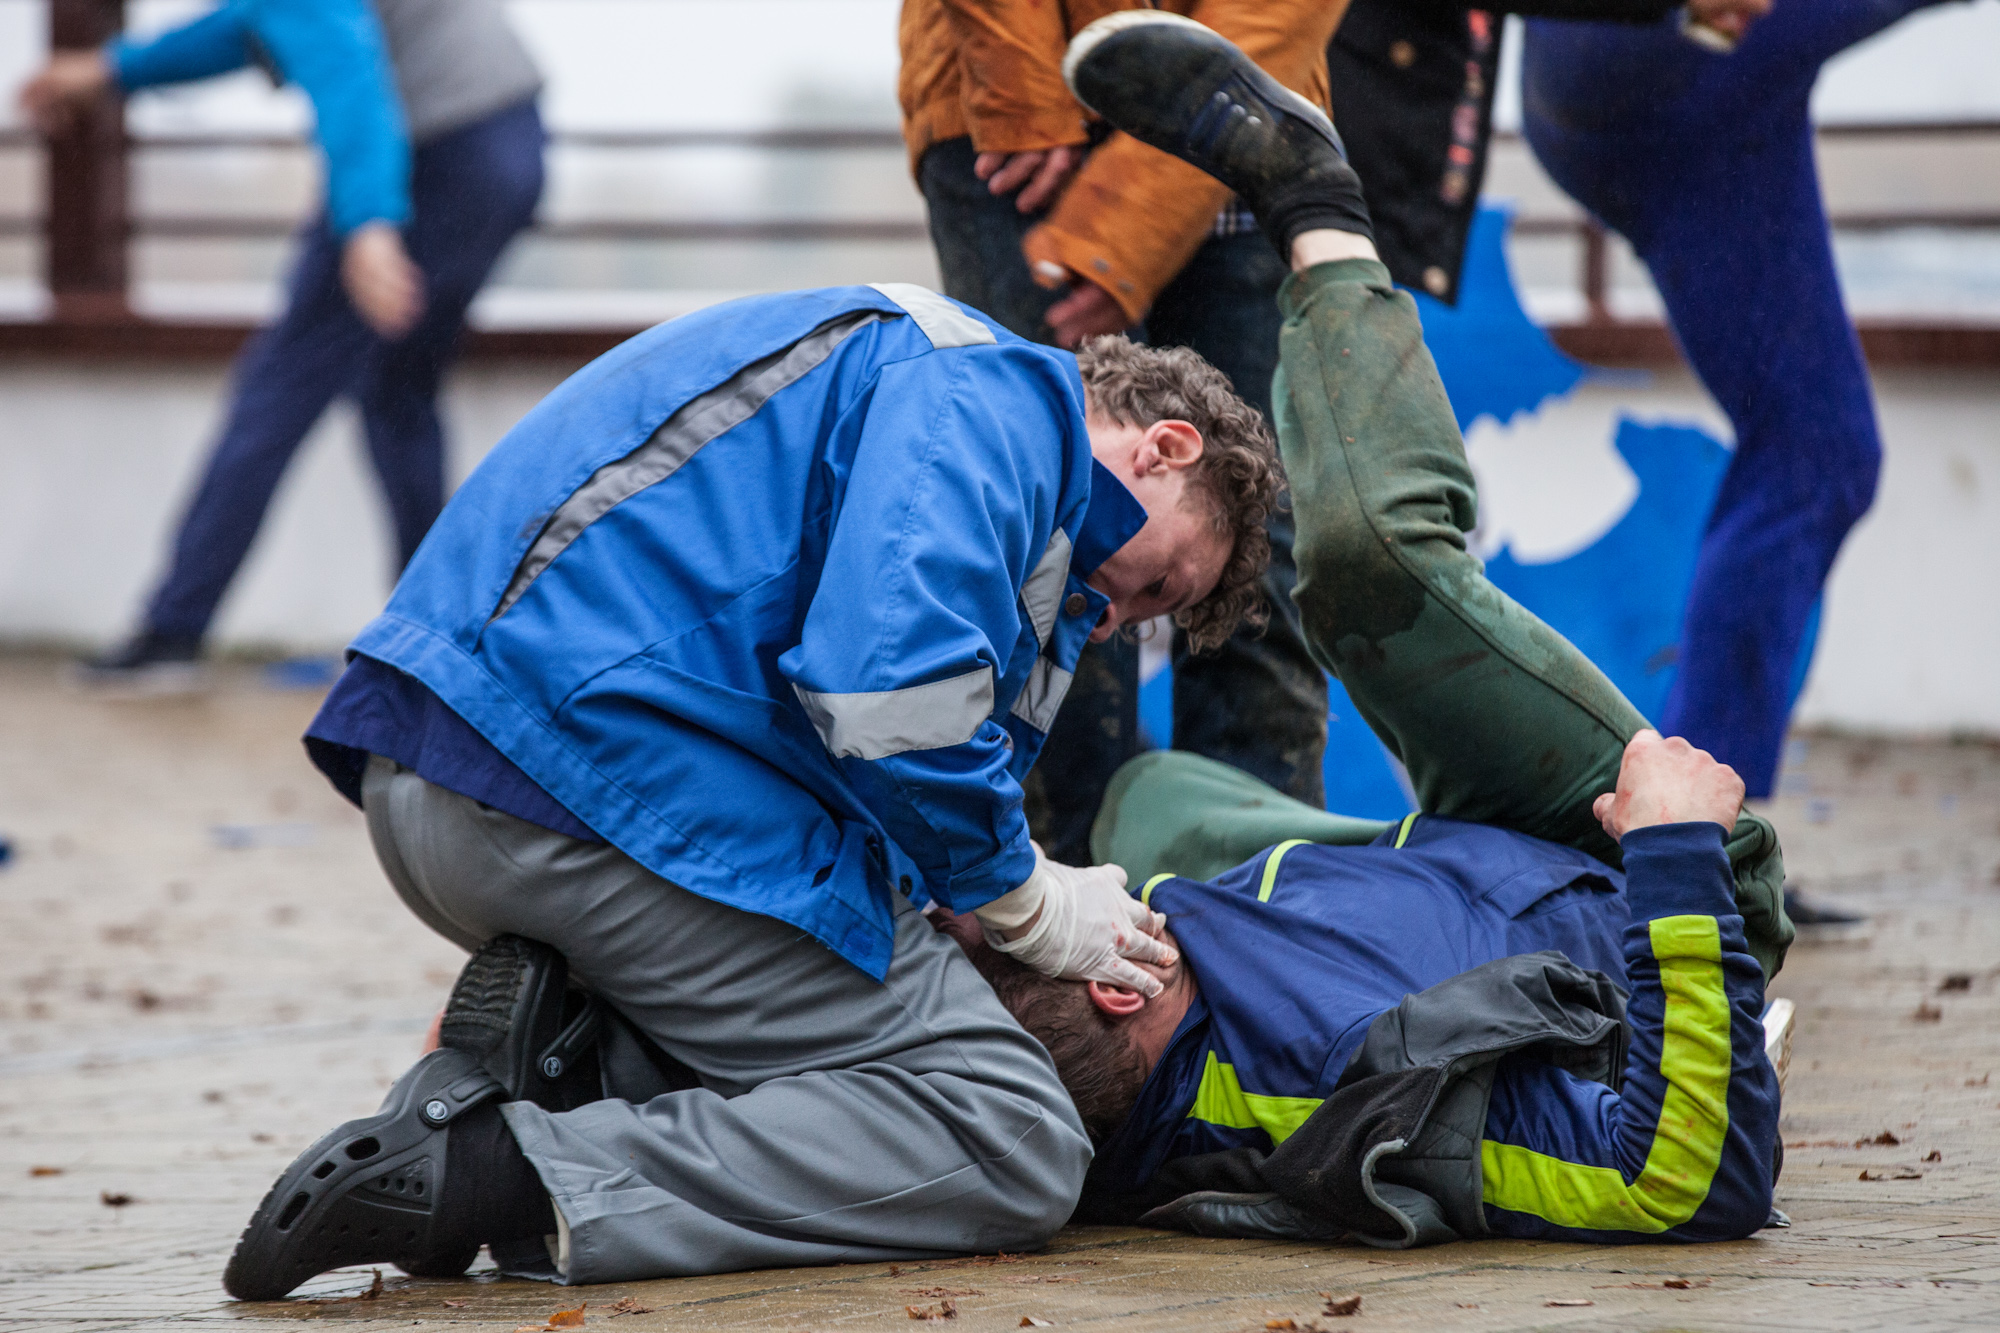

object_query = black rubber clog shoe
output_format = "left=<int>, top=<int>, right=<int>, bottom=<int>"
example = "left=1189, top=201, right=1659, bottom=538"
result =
left=440, top=934, right=606, bottom=1111
left=1061, top=11, right=1372, bottom=257
left=222, top=1049, right=503, bottom=1302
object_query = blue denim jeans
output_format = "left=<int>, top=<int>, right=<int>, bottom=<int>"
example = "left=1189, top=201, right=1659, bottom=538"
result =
left=919, top=137, right=1328, bottom=863
left=145, top=100, right=546, bottom=640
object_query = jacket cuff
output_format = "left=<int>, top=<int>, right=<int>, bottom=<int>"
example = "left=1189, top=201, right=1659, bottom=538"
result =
left=943, top=830, right=1037, bottom=915
left=965, top=106, right=1090, bottom=157
left=1620, top=822, right=1735, bottom=922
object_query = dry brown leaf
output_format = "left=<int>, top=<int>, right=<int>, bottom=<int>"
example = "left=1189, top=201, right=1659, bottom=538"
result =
left=1913, top=1001, right=1943, bottom=1022
left=547, top=1303, right=588, bottom=1328
left=1545, top=1298, right=1594, bottom=1307
left=443, top=1299, right=469, bottom=1308
left=28, top=1166, right=62, bottom=1177
left=1938, top=973, right=1973, bottom=992
left=1266, top=1321, right=1298, bottom=1331
left=360, top=1270, right=384, bottom=1301
left=99, top=1191, right=134, bottom=1207
left=901, top=1288, right=981, bottom=1298
left=906, top=1298, right=958, bottom=1321
left=1322, top=1294, right=1362, bottom=1317
left=1020, top=1319, right=1055, bottom=1328
left=1857, top=1130, right=1902, bottom=1146
left=1859, top=1168, right=1924, bottom=1181
left=1663, top=1279, right=1692, bottom=1289
left=608, top=1297, right=654, bottom=1316
left=1924, top=1149, right=1943, bottom=1162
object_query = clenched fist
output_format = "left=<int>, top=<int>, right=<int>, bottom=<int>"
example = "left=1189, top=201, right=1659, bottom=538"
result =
left=1593, top=729, right=1745, bottom=840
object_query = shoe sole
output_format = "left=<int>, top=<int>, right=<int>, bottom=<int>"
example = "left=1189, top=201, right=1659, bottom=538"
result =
left=1062, top=11, right=1340, bottom=145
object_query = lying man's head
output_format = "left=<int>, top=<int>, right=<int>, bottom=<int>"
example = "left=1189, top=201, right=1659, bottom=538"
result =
left=934, top=909, right=1194, bottom=1141
left=1076, top=336, right=1284, bottom=654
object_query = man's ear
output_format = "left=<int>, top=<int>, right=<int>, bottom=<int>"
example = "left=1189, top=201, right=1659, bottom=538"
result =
left=1086, top=980, right=1147, bottom=1017
left=1136, top=419, right=1204, bottom=475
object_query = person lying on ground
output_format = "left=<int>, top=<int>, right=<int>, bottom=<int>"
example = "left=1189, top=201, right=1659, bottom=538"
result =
left=939, top=728, right=1783, bottom=1248
left=222, top=286, right=1285, bottom=1291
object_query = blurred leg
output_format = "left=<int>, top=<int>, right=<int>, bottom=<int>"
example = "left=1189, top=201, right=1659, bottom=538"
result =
left=143, top=226, right=373, bottom=638
left=357, top=101, right=546, bottom=570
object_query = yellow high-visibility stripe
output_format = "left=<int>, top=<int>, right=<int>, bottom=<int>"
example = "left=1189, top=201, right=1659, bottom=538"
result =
left=1187, top=1049, right=1323, bottom=1145
left=1140, top=873, right=1175, bottom=907
left=1257, top=839, right=1310, bottom=902
left=1479, top=914, right=1732, bottom=1233
left=1393, top=812, right=1419, bottom=848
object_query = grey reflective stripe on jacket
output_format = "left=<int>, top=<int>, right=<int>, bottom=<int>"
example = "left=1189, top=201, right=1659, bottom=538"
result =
left=489, top=310, right=887, bottom=623
left=1008, top=529, right=1079, bottom=732
left=795, top=668, right=997, bottom=762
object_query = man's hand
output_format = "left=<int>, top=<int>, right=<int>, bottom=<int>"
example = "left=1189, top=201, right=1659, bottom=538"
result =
left=975, top=145, right=1084, bottom=214
left=341, top=222, right=426, bottom=339
left=975, top=847, right=1178, bottom=997
left=1045, top=279, right=1129, bottom=349
left=17, top=50, right=113, bottom=136
left=1593, top=729, right=1745, bottom=840
left=1686, top=0, right=1774, bottom=45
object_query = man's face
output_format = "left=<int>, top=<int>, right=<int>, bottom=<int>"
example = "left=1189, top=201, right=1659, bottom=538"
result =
left=1084, top=412, right=1233, bottom=643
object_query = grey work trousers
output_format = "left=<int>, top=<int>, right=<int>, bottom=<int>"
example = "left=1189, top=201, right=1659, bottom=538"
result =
left=361, top=757, right=1092, bottom=1284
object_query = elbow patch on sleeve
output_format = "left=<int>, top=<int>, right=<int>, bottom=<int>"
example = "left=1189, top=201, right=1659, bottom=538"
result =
left=1480, top=915, right=1731, bottom=1234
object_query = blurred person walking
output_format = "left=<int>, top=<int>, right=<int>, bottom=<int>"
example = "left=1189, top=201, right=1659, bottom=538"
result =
left=898, top=0, right=1344, bottom=864
left=1521, top=0, right=1961, bottom=803
left=19, top=0, right=545, bottom=693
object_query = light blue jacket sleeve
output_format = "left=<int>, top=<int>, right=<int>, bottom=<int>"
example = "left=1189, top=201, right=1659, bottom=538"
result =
left=108, top=0, right=410, bottom=235
left=780, top=345, right=1086, bottom=912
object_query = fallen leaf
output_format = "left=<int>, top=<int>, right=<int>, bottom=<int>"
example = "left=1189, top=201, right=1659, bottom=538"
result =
left=1456, top=1304, right=1481, bottom=1310
left=1966, top=1074, right=1990, bottom=1087
left=1924, top=1149, right=1943, bottom=1162
left=29, top=1166, right=62, bottom=1177
left=99, top=1191, right=133, bottom=1207
left=1856, top=1130, right=1902, bottom=1147
left=547, top=1303, right=587, bottom=1328
left=608, top=1297, right=654, bottom=1316
left=1938, top=973, right=1973, bottom=992
left=1004, top=1276, right=1078, bottom=1285
left=1858, top=1169, right=1925, bottom=1181
left=1020, top=1320, right=1054, bottom=1329
left=1912, top=1001, right=1943, bottom=1022
left=901, top=1288, right=982, bottom=1299
left=1545, top=1299, right=1594, bottom=1307
left=1322, top=1294, right=1362, bottom=1317
left=1266, top=1321, right=1298, bottom=1330
left=443, top=1299, right=469, bottom=1308
left=906, top=1298, right=958, bottom=1321
left=360, top=1271, right=384, bottom=1301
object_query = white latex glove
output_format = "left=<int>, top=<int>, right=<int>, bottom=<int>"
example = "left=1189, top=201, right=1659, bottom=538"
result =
left=974, top=846, right=1178, bottom=997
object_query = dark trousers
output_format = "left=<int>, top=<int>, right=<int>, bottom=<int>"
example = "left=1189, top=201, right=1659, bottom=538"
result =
left=1521, top=0, right=1946, bottom=795
left=918, top=137, right=1328, bottom=863
left=145, top=100, right=546, bottom=640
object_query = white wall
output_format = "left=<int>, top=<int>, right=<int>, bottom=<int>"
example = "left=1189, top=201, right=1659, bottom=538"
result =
left=2, top=359, right=1994, bottom=733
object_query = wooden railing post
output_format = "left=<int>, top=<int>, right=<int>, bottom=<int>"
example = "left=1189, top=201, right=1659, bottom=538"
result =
left=46, top=0, right=129, bottom=322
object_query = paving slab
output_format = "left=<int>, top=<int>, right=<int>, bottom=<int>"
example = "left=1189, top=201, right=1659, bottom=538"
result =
left=2, top=653, right=1998, bottom=1331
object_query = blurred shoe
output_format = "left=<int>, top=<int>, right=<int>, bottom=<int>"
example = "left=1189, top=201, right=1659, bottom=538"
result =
left=1062, top=11, right=1372, bottom=259
left=222, top=1048, right=551, bottom=1301
left=1783, top=884, right=1870, bottom=944
left=70, top=631, right=207, bottom=697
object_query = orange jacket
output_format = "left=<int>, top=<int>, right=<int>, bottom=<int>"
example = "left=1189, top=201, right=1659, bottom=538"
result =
left=899, top=0, right=1349, bottom=323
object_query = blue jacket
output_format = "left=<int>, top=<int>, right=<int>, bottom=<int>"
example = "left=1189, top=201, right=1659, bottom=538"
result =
left=110, top=0, right=409, bottom=235
left=1100, top=817, right=1778, bottom=1244
left=345, top=284, right=1144, bottom=979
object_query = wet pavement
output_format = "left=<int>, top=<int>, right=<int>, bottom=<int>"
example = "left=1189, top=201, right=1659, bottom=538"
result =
left=3, top=653, right=1997, bottom=1332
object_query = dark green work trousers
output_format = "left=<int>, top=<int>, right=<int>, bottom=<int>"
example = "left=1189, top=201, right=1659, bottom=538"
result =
left=1092, top=259, right=1793, bottom=980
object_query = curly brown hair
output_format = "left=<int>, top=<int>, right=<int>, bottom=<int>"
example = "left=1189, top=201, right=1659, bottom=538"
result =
left=1074, top=335, right=1286, bottom=653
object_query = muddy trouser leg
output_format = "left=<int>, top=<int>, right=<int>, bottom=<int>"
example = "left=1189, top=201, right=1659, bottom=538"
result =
left=361, top=758, right=1091, bottom=1284
left=1272, top=259, right=1790, bottom=979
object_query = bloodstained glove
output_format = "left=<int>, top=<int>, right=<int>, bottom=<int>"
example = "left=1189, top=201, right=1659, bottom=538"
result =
left=974, top=845, right=1178, bottom=996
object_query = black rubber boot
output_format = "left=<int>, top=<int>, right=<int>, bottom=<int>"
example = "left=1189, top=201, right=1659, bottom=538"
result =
left=441, top=935, right=604, bottom=1110
left=223, top=1049, right=515, bottom=1301
left=1061, top=11, right=1373, bottom=260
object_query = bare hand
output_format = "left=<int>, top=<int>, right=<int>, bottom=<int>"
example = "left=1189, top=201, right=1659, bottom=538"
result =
left=17, top=50, right=113, bottom=136
left=974, top=145, right=1084, bottom=214
left=1593, top=729, right=1745, bottom=839
left=1045, top=278, right=1130, bottom=349
left=1686, top=0, right=1774, bottom=43
left=341, top=222, right=426, bottom=339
